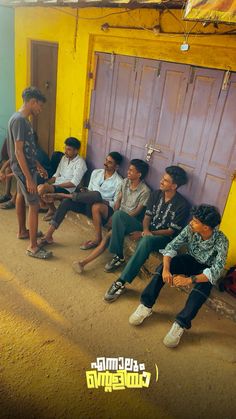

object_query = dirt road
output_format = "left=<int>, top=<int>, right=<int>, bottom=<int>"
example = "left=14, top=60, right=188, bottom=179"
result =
left=0, top=199, right=235, bottom=419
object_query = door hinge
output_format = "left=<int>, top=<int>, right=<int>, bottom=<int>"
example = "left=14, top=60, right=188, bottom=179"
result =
left=88, top=71, right=93, bottom=79
left=221, top=70, right=231, bottom=91
left=84, top=120, right=90, bottom=129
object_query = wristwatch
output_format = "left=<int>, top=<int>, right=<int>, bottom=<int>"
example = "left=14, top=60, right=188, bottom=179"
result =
left=190, top=275, right=197, bottom=284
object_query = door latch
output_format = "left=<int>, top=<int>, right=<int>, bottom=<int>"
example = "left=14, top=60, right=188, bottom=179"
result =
left=145, top=144, right=161, bottom=162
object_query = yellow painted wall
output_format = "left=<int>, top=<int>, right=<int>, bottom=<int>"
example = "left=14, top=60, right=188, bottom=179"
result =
left=15, top=7, right=236, bottom=266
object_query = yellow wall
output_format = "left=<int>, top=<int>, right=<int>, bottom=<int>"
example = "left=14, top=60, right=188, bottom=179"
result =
left=15, top=7, right=236, bottom=266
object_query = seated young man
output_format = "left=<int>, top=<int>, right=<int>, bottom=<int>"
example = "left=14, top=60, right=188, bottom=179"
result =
left=129, top=205, right=229, bottom=349
left=72, top=159, right=150, bottom=273
left=104, top=166, right=190, bottom=302
left=38, top=137, right=87, bottom=221
left=38, top=152, right=123, bottom=248
left=0, top=134, right=63, bottom=210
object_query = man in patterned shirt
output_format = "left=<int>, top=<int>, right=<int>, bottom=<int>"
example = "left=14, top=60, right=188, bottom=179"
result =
left=129, top=204, right=229, bottom=348
left=104, top=166, right=190, bottom=302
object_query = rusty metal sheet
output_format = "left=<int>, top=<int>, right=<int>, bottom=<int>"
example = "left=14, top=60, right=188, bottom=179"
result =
left=0, top=0, right=185, bottom=8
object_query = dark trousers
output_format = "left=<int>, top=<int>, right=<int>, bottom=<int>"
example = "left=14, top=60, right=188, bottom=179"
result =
left=120, top=235, right=171, bottom=283
left=50, top=191, right=103, bottom=229
left=50, top=199, right=85, bottom=228
left=140, top=254, right=213, bottom=329
left=108, top=210, right=143, bottom=257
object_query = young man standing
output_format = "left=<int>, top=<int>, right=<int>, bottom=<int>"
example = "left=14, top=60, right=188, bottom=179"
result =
left=129, top=205, right=229, bottom=348
left=38, top=137, right=87, bottom=221
left=104, top=166, right=190, bottom=302
left=7, top=86, right=51, bottom=259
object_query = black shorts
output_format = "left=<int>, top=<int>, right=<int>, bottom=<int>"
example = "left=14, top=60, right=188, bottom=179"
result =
left=15, top=171, right=39, bottom=205
left=53, top=186, right=70, bottom=194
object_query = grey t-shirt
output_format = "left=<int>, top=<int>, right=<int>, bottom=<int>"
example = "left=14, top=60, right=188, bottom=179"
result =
left=7, top=112, right=37, bottom=176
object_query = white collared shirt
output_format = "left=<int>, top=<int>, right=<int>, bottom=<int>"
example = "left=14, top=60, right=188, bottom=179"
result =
left=53, top=155, right=87, bottom=192
left=88, top=169, right=123, bottom=208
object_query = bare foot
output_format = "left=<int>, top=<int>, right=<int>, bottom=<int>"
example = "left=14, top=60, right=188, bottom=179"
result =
left=72, top=261, right=84, bottom=274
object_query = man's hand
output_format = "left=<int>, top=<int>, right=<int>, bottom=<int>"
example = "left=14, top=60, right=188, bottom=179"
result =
left=129, top=231, right=142, bottom=241
left=26, top=177, right=37, bottom=194
left=37, top=167, right=48, bottom=179
left=79, top=187, right=88, bottom=193
left=173, top=275, right=192, bottom=287
left=162, top=268, right=173, bottom=285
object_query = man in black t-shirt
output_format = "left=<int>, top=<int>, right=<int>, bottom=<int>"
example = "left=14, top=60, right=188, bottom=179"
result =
left=104, top=166, right=190, bottom=302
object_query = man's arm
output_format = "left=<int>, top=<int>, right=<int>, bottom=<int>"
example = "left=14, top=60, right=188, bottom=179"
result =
left=151, top=228, right=174, bottom=237
left=0, top=159, right=11, bottom=181
left=15, top=141, right=37, bottom=194
left=128, top=204, right=145, bottom=218
left=114, top=191, right=122, bottom=211
left=52, top=180, right=76, bottom=189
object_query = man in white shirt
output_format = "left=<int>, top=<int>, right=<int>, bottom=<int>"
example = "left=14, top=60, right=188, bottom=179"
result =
left=38, top=137, right=87, bottom=220
left=38, top=152, right=123, bottom=248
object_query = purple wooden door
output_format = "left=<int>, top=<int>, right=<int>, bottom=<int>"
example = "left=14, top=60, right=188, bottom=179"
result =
left=87, top=52, right=236, bottom=213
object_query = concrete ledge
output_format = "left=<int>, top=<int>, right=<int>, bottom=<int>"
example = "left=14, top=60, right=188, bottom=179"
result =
left=66, top=211, right=236, bottom=323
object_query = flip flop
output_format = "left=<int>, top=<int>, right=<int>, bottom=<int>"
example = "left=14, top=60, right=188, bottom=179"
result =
left=18, top=230, right=44, bottom=240
left=72, top=261, right=84, bottom=274
left=80, top=240, right=98, bottom=250
left=26, top=247, right=53, bottom=259
left=0, top=200, right=15, bottom=209
left=42, top=213, right=55, bottom=222
left=38, top=237, right=54, bottom=247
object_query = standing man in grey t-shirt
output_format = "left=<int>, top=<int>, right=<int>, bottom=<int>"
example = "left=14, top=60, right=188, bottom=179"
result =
left=7, top=86, right=52, bottom=259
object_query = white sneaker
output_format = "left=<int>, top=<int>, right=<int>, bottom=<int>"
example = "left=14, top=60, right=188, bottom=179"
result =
left=163, top=322, right=184, bottom=348
left=129, top=304, right=152, bottom=326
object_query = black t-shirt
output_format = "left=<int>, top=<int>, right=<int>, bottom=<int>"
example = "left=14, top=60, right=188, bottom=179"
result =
left=145, top=190, right=190, bottom=236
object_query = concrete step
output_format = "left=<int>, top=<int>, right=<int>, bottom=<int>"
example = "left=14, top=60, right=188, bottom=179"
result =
left=65, top=211, right=236, bottom=323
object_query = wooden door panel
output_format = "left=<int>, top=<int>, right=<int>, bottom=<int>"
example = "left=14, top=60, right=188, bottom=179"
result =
left=31, top=41, right=58, bottom=156
left=198, top=73, right=236, bottom=212
left=146, top=62, right=189, bottom=189
left=174, top=67, right=225, bottom=204
left=106, top=55, right=136, bottom=175
left=86, top=53, right=113, bottom=170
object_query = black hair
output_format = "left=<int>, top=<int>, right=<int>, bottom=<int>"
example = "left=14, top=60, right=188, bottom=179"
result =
left=165, top=165, right=188, bottom=188
left=130, top=159, right=149, bottom=180
left=22, top=87, right=46, bottom=103
left=108, top=151, right=123, bottom=166
left=191, top=204, right=221, bottom=228
left=64, top=137, right=81, bottom=150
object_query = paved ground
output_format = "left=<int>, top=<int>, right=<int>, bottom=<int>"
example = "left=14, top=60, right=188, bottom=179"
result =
left=0, top=193, right=235, bottom=419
